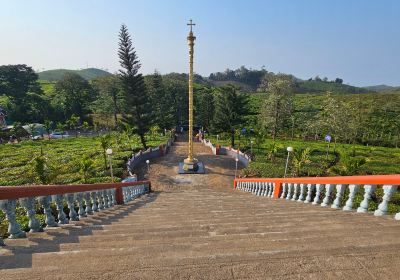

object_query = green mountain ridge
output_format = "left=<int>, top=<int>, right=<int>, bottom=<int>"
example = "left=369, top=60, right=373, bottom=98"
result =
left=363, top=84, right=400, bottom=92
left=38, top=68, right=112, bottom=81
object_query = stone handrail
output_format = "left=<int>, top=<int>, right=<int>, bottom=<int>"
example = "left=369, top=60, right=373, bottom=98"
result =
left=0, top=180, right=151, bottom=246
left=127, top=137, right=174, bottom=173
left=234, top=175, right=400, bottom=220
left=201, top=138, right=251, bottom=167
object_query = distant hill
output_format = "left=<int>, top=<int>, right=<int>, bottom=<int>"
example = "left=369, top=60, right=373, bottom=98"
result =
left=363, top=84, right=400, bottom=92
left=296, top=80, right=370, bottom=94
left=38, top=68, right=112, bottom=81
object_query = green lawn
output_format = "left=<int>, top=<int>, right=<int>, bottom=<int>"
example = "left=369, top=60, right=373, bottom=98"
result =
left=0, top=134, right=168, bottom=186
left=206, top=135, right=400, bottom=178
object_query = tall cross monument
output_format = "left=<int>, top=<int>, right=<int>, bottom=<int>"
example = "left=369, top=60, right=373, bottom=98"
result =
left=179, top=19, right=205, bottom=174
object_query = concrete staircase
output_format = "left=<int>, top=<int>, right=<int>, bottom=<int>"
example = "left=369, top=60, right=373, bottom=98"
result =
left=1, top=186, right=400, bottom=279
left=1, top=141, right=400, bottom=279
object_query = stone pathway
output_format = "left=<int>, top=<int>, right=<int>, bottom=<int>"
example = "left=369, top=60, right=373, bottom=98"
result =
left=1, top=140, right=400, bottom=279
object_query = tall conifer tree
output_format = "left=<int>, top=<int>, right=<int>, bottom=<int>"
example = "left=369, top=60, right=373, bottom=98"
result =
left=118, top=24, right=151, bottom=149
left=211, top=85, right=247, bottom=147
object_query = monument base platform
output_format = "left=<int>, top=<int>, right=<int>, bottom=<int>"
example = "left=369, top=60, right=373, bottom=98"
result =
left=178, top=162, right=205, bottom=174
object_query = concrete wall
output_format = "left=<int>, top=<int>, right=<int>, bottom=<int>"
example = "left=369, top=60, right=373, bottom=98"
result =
left=201, top=139, right=251, bottom=167
left=127, top=138, right=174, bottom=173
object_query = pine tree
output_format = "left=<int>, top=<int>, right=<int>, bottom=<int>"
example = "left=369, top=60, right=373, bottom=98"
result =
left=211, top=85, right=247, bottom=147
left=196, top=87, right=215, bottom=131
left=118, top=24, right=151, bottom=149
left=146, top=71, right=175, bottom=130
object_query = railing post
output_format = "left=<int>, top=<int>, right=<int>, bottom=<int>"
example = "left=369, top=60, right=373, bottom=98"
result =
left=273, top=181, right=282, bottom=198
left=115, top=187, right=124, bottom=205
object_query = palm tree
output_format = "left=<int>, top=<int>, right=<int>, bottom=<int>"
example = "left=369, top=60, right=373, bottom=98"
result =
left=292, top=148, right=311, bottom=177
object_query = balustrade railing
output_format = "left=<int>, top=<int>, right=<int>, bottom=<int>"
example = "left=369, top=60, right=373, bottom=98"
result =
left=234, top=175, right=400, bottom=220
left=0, top=180, right=151, bottom=246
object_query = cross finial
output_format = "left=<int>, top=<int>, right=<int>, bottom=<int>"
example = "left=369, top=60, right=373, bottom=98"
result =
left=187, top=19, right=195, bottom=33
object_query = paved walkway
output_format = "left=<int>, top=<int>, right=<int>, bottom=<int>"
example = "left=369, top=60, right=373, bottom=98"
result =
left=1, top=140, right=400, bottom=279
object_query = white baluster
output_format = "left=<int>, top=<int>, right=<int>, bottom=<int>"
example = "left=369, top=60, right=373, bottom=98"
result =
left=304, top=184, right=314, bottom=203
left=331, top=184, right=346, bottom=209
left=253, top=182, right=258, bottom=195
left=84, top=192, right=93, bottom=215
left=20, top=197, right=43, bottom=232
left=91, top=192, right=99, bottom=212
left=257, top=182, right=265, bottom=196
left=291, top=184, right=299, bottom=201
left=312, top=184, right=323, bottom=205
left=97, top=191, right=105, bottom=209
left=53, top=194, right=68, bottom=224
left=343, top=184, right=360, bottom=211
left=107, top=189, right=113, bottom=207
left=321, top=184, right=334, bottom=207
left=297, top=183, right=306, bottom=202
left=66, top=193, right=79, bottom=221
left=374, top=185, right=397, bottom=216
left=76, top=192, right=87, bottom=219
left=357, top=185, right=376, bottom=213
left=0, top=199, right=27, bottom=238
left=265, top=182, right=270, bottom=196
left=286, top=183, right=293, bottom=200
left=260, top=182, right=265, bottom=196
left=39, top=196, right=57, bottom=227
left=280, top=183, right=287, bottom=199
left=269, top=183, right=275, bottom=197
left=103, top=190, right=110, bottom=208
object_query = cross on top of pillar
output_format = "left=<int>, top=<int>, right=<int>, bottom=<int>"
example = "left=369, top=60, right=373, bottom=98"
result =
left=187, top=19, right=195, bottom=33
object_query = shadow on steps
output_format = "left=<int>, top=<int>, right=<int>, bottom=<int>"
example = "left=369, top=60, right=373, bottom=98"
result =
left=0, top=192, right=160, bottom=270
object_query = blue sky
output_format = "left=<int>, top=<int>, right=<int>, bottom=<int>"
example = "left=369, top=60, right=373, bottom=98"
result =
left=0, top=0, right=399, bottom=86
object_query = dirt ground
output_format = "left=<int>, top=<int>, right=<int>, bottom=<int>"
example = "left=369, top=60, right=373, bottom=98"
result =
left=136, top=136, right=244, bottom=192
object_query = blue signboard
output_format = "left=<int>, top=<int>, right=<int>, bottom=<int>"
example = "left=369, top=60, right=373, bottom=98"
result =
left=325, top=135, right=332, bottom=142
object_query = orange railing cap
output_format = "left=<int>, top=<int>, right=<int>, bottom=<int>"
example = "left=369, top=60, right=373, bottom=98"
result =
left=234, top=175, right=400, bottom=185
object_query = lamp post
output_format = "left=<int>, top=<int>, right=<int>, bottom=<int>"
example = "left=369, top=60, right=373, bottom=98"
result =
left=235, top=157, right=239, bottom=178
left=284, top=146, right=293, bottom=178
left=146, top=159, right=150, bottom=174
left=106, top=148, right=114, bottom=182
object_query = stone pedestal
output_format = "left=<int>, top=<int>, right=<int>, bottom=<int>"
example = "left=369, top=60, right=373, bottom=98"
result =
left=179, top=158, right=205, bottom=174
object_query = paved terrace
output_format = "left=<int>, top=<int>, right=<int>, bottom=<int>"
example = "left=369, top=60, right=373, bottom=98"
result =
left=1, top=140, right=400, bottom=279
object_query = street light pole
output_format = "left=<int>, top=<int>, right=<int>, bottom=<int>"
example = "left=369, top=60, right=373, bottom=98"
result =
left=106, top=148, right=114, bottom=182
left=146, top=159, right=150, bottom=174
left=235, top=157, right=239, bottom=178
left=284, top=147, right=293, bottom=178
